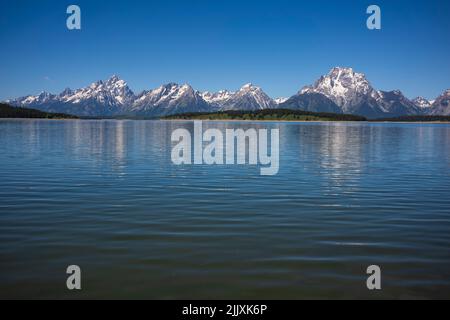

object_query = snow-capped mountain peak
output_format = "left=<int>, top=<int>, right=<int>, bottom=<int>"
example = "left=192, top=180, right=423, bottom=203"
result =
left=201, top=90, right=234, bottom=106
left=106, top=74, right=121, bottom=83
left=130, top=82, right=211, bottom=116
left=241, top=83, right=255, bottom=90
left=430, top=89, right=450, bottom=116
left=5, top=70, right=449, bottom=118
left=19, top=91, right=55, bottom=105
left=144, top=83, right=197, bottom=103
left=297, top=67, right=429, bottom=118
left=7, top=75, right=136, bottom=116
left=200, top=84, right=275, bottom=111
left=239, top=83, right=264, bottom=94
left=412, top=96, right=432, bottom=108
left=300, top=67, right=380, bottom=112
left=220, top=83, right=276, bottom=111
left=60, top=75, right=134, bottom=106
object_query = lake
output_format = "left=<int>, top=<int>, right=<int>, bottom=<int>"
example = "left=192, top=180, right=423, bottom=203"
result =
left=0, top=119, right=449, bottom=299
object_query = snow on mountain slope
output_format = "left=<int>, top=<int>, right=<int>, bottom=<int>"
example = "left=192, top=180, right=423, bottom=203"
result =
left=412, top=96, right=432, bottom=109
left=201, top=90, right=234, bottom=108
left=9, top=91, right=57, bottom=108
left=5, top=71, right=447, bottom=118
left=8, top=75, right=135, bottom=116
left=61, top=75, right=134, bottom=107
left=300, top=67, right=382, bottom=112
left=430, top=89, right=450, bottom=115
left=298, top=67, right=425, bottom=118
left=130, top=83, right=211, bottom=116
left=219, top=83, right=276, bottom=111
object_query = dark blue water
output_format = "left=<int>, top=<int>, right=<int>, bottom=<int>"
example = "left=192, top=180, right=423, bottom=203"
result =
left=0, top=119, right=450, bottom=299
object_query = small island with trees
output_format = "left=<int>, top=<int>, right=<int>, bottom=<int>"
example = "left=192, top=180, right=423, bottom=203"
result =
left=163, top=109, right=367, bottom=122
left=164, top=109, right=450, bottom=122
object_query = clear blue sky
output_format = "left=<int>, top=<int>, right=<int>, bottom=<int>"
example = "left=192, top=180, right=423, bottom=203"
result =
left=1, top=0, right=449, bottom=100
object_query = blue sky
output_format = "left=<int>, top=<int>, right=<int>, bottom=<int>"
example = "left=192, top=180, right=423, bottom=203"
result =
left=1, top=0, right=449, bottom=100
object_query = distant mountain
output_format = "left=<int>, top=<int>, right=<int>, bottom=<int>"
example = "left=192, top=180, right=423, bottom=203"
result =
left=430, top=89, right=450, bottom=115
left=298, top=67, right=424, bottom=118
left=5, top=71, right=448, bottom=118
left=201, top=90, right=234, bottom=108
left=130, top=83, right=211, bottom=117
left=377, top=90, right=423, bottom=117
left=412, top=96, right=432, bottom=109
left=218, top=83, right=276, bottom=111
left=300, top=67, right=382, bottom=113
left=201, top=84, right=276, bottom=111
left=8, top=75, right=134, bottom=116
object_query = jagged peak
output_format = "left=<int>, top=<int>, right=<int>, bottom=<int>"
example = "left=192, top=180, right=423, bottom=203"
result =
left=105, top=75, right=129, bottom=89
left=327, top=66, right=368, bottom=81
left=38, top=91, right=52, bottom=97
left=201, top=89, right=234, bottom=104
left=107, top=74, right=121, bottom=82
left=180, top=83, right=194, bottom=90
left=202, top=89, right=233, bottom=96
left=393, top=89, right=402, bottom=95
left=299, top=66, right=378, bottom=112
left=160, top=82, right=180, bottom=89
left=89, top=80, right=103, bottom=88
left=141, top=82, right=197, bottom=100
left=306, top=67, right=371, bottom=93
left=412, top=96, right=432, bottom=108
left=239, top=83, right=262, bottom=92
left=306, top=67, right=372, bottom=92
left=330, top=66, right=355, bottom=74
left=60, top=88, right=73, bottom=96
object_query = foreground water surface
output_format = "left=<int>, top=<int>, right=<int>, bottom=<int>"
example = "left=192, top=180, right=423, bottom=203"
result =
left=0, top=119, right=449, bottom=299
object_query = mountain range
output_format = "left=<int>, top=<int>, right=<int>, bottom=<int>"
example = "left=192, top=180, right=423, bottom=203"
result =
left=6, top=67, right=450, bottom=119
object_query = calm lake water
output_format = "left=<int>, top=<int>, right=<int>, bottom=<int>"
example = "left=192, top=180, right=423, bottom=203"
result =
left=0, top=119, right=450, bottom=299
